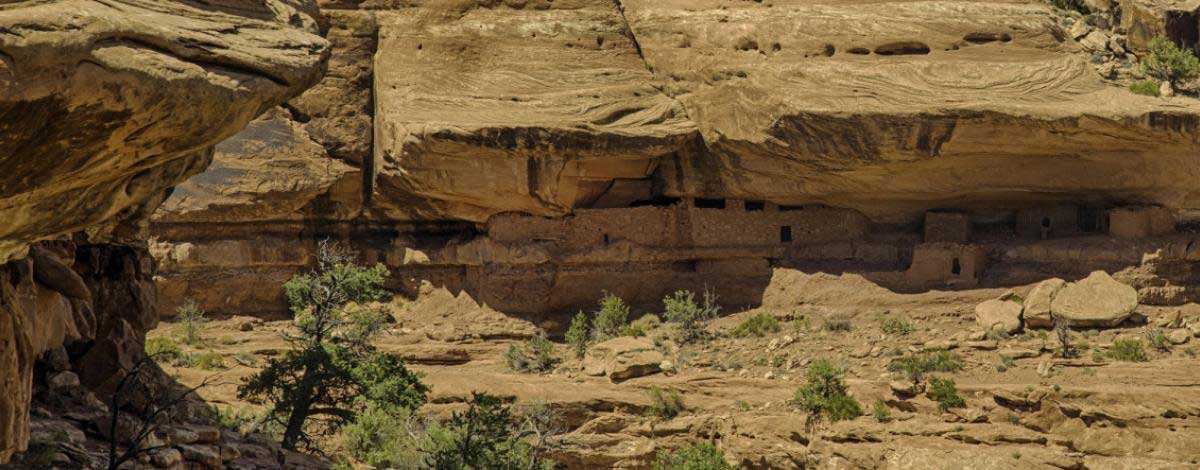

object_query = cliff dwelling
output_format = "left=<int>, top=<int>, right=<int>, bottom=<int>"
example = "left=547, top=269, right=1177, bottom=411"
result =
left=4, top=0, right=1200, bottom=468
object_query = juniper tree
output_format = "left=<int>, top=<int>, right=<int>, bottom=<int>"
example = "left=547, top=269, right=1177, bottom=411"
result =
left=238, top=241, right=427, bottom=451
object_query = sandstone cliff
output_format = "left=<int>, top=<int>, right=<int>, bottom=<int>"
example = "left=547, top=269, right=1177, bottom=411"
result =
left=0, top=0, right=328, bottom=461
left=151, top=0, right=1200, bottom=319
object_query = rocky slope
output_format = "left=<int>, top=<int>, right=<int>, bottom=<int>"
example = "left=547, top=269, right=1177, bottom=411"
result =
left=0, top=0, right=328, bottom=462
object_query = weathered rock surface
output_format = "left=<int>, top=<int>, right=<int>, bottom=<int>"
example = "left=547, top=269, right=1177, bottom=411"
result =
left=975, top=298, right=1023, bottom=334
left=1050, top=271, right=1140, bottom=327
left=582, top=337, right=665, bottom=382
left=0, top=0, right=329, bottom=461
left=0, top=0, right=329, bottom=262
left=1024, top=278, right=1067, bottom=328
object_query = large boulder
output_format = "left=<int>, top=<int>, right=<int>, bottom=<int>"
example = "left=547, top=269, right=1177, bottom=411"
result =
left=582, top=337, right=665, bottom=383
left=975, top=298, right=1023, bottom=334
left=1049, top=271, right=1139, bottom=328
left=0, top=0, right=329, bottom=262
left=1024, top=278, right=1067, bottom=328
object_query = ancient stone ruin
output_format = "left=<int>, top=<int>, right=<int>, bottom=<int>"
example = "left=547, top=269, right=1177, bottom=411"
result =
left=3, top=0, right=1200, bottom=468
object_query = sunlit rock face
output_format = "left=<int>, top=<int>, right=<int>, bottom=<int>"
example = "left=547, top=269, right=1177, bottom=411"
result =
left=0, top=0, right=329, bottom=263
left=0, top=0, right=328, bottom=461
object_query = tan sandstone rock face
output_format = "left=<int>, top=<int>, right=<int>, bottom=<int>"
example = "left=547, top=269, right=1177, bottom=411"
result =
left=0, top=0, right=329, bottom=461
left=1025, top=278, right=1067, bottom=328
left=370, top=1, right=695, bottom=223
left=1050, top=271, right=1140, bottom=327
left=621, top=0, right=1200, bottom=223
left=975, top=298, right=1023, bottom=334
left=0, top=0, right=330, bottom=262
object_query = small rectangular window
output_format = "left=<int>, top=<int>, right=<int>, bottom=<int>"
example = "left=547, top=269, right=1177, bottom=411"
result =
left=695, top=198, right=726, bottom=209
left=745, top=201, right=765, bottom=211
left=780, top=226, right=793, bottom=242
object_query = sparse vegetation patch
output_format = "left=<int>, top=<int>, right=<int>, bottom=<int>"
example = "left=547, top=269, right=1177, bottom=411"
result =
left=793, top=359, right=862, bottom=425
left=730, top=312, right=780, bottom=338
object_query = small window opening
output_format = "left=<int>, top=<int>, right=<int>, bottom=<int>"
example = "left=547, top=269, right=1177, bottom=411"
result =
left=780, top=226, right=793, bottom=243
left=951, top=257, right=962, bottom=275
left=745, top=201, right=765, bottom=212
left=602, top=234, right=610, bottom=245
left=695, top=198, right=727, bottom=209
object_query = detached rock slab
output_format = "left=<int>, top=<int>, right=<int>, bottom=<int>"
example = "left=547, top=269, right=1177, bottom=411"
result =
left=975, top=299, right=1023, bottom=334
left=582, top=337, right=665, bottom=383
left=1050, top=271, right=1139, bottom=328
left=1024, top=278, right=1066, bottom=328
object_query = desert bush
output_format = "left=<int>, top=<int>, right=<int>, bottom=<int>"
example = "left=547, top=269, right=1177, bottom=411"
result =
left=730, top=312, right=780, bottom=338
left=342, top=404, right=422, bottom=468
left=1053, top=314, right=1075, bottom=358
left=188, top=351, right=226, bottom=370
left=1050, top=0, right=1089, bottom=14
left=592, top=293, right=630, bottom=341
left=1130, top=79, right=1162, bottom=96
left=823, top=317, right=853, bottom=332
left=238, top=241, right=427, bottom=451
left=1142, top=36, right=1200, bottom=85
left=663, top=290, right=721, bottom=343
left=872, top=401, right=892, bottom=423
left=506, top=335, right=558, bottom=374
left=145, top=336, right=182, bottom=363
left=928, top=377, right=965, bottom=411
left=421, top=392, right=555, bottom=469
left=176, top=300, right=206, bottom=346
left=652, top=442, right=733, bottom=470
left=565, top=312, right=590, bottom=359
left=1107, top=339, right=1149, bottom=362
left=793, top=359, right=862, bottom=426
left=623, top=314, right=662, bottom=338
left=647, top=386, right=686, bottom=420
left=887, top=349, right=963, bottom=385
left=1145, top=328, right=1170, bottom=352
left=996, top=355, right=1016, bottom=373
left=880, top=316, right=915, bottom=336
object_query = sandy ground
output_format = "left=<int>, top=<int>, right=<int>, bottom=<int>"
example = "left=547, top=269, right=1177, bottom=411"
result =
left=150, top=269, right=1200, bottom=469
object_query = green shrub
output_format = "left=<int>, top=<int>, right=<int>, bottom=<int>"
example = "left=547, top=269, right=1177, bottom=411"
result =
left=872, top=400, right=892, bottom=423
left=343, top=404, right=421, bottom=468
left=176, top=300, right=207, bottom=346
left=880, top=317, right=915, bottom=336
left=623, top=314, right=662, bottom=338
left=421, top=392, right=555, bottom=469
left=1145, top=328, right=1170, bottom=352
left=1107, top=339, right=1148, bottom=362
left=505, top=335, right=558, bottom=374
left=823, top=317, right=853, bottom=332
left=793, top=359, right=862, bottom=425
left=145, top=336, right=182, bottom=362
left=730, top=312, right=780, bottom=338
left=663, top=290, right=720, bottom=343
left=996, top=355, right=1016, bottom=373
left=1142, top=36, right=1200, bottom=85
left=887, top=349, right=963, bottom=384
left=928, top=377, right=965, bottom=411
left=647, top=386, right=685, bottom=420
left=653, top=442, right=733, bottom=470
left=565, top=311, right=590, bottom=359
left=592, top=293, right=630, bottom=341
left=1130, top=79, right=1162, bottom=97
left=662, top=287, right=715, bottom=342
left=189, top=351, right=227, bottom=370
